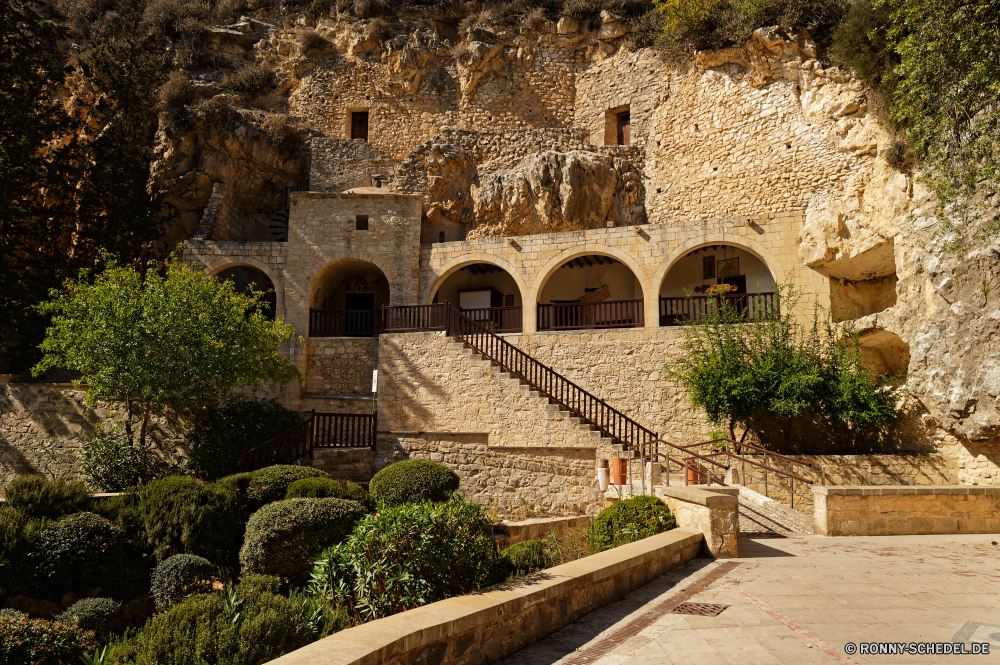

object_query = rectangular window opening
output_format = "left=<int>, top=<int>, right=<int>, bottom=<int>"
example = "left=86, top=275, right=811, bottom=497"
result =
left=438, top=231, right=445, bottom=243
left=617, top=110, right=631, bottom=145
left=351, top=111, right=369, bottom=141
left=356, top=214, right=369, bottom=230
left=703, top=256, right=716, bottom=279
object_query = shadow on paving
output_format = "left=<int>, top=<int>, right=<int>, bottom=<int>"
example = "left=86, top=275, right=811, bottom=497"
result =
left=496, top=558, right=716, bottom=665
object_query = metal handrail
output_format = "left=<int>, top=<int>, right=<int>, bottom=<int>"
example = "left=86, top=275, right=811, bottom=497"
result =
left=444, top=304, right=658, bottom=449
left=706, top=437, right=812, bottom=467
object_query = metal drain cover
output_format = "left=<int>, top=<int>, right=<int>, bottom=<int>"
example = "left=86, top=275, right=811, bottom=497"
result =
left=671, top=602, right=730, bottom=617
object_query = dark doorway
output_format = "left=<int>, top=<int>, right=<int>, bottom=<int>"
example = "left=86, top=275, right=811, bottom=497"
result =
left=617, top=111, right=631, bottom=145
left=345, top=293, right=375, bottom=310
left=351, top=111, right=369, bottom=141
left=720, top=275, right=747, bottom=316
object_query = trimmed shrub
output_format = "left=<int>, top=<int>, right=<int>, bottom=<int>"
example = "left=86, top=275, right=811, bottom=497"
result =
left=0, top=608, right=27, bottom=618
left=4, top=475, right=90, bottom=519
left=118, top=475, right=240, bottom=563
left=240, top=498, right=365, bottom=585
left=308, top=495, right=496, bottom=621
left=368, top=459, right=459, bottom=506
left=499, top=538, right=548, bottom=579
left=186, top=396, right=303, bottom=481
left=592, top=496, right=675, bottom=551
left=285, top=477, right=375, bottom=511
left=151, top=554, right=216, bottom=608
left=27, top=512, right=125, bottom=599
left=0, top=614, right=98, bottom=665
left=246, top=465, right=327, bottom=511
left=105, top=575, right=345, bottom=665
left=0, top=506, right=47, bottom=598
left=58, top=597, right=120, bottom=639
left=217, top=472, right=253, bottom=516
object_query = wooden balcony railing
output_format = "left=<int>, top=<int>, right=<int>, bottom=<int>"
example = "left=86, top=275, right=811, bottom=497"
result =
left=309, top=309, right=378, bottom=337
left=658, top=292, right=776, bottom=326
left=459, top=306, right=522, bottom=333
left=239, top=411, right=377, bottom=472
left=537, top=299, right=643, bottom=331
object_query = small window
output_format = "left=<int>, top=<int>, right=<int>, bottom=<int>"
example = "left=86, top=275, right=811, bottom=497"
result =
left=351, top=111, right=369, bottom=141
left=504, top=294, right=514, bottom=307
left=703, top=256, right=716, bottom=279
left=355, top=215, right=369, bottom=230
left=438, top=231, right=445, bottom=243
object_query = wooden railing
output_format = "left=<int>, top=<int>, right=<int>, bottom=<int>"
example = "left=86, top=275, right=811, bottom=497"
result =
left=380, top=304, right=449, bottom=332
left=537, top=299, right=643, bottom=331
left=658, top=292, right=775, bottom=326
left=460, top=306, right=522, bottom=333
left=444, top=305, right=657, bottom=450
left=239, top=411, right=377, bottom=472
left=309, top=309, right=379, bottom=337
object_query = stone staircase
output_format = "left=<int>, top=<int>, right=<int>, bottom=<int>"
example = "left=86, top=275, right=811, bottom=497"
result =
left=733, top=484, right=815, bottom=534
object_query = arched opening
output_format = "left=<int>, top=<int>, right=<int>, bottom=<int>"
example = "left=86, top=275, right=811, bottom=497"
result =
left=537, top=255, right=643, bottom=331
left=431, top=263, right=523, bottom=332
left=310, top=259, right=389, bottom=337
left=658, top=244, right=775, bottom=325
left=215, top=266, right=277, bottom=321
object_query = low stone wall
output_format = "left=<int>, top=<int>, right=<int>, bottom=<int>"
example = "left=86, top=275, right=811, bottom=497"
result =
left=812, top=486, right=1000, bottom=536
left=267, top=528, right=703, bottom=665
left=310, top=448, right=374, bottom=483
left=494, top=515, right=593, bottom=549
left=657, top=486, right=739, bottom=558
left=376, top=432, right=603, bottom=515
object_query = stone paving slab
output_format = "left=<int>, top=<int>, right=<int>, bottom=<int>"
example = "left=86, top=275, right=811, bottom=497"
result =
left=501, top=533, right=1000, bottom=665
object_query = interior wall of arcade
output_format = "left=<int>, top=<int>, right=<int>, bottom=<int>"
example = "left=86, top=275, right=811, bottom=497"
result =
left=659, top=245, right=775, bottom=297
left=420, top=211, right=822, bottom=332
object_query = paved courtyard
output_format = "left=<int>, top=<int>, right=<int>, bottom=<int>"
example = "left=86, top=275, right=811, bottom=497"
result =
left=502, top=533, right=1000, bottom=665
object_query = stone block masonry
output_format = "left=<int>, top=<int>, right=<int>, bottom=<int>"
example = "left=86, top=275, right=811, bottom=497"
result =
left=812, top=485, right=1000, bottom=536
left=304, top=338, right=377, bottom=396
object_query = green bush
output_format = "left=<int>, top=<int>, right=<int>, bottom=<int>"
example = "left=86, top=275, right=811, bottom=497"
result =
left=27, top=512, right=125, bottom=599
left=246, top=465, right=327, bottom=511
left=285, top=477, right=375, bottom=511
left=118, top=475, right=240, bottom=563
left=368, top=459, right=459, bottom=506
left=499, top=538, right=548, bottom=579
left=308, top=495, right=496, bottom=621
left=58, top=597, right=120, bottom=639
left=150, top=554, right=216, bottom=608
left=241, top=498, right=365, bottom=585
left=4, top=475, right=90, bottom=519
left=592, top=496, right=675, bottom=551
left=0, top=614, right=98, bottom=665
left=78, top=425, right=159, bottom=492
left=106, top=575, right=346, bottom=665
left=187, top=396, right=304, bottom=480
left=0, top=506, right=48, bottom=598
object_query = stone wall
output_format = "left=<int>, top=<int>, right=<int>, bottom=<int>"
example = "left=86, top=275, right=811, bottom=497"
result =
left=812, top=485, right=1000, bottom=536
left=376, top=432, right=603, bottom=515
left=303, top=337, right=378, bottom=396
left=309, top=138, right=396, bottom=192
left=0, top=384, right=186, bottom=494
left=657, top=486, right=739, bottom=558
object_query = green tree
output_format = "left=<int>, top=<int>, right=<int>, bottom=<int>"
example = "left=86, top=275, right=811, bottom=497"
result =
left=667, top=286, right=901, bottom=449
left=32, top=252, right=299, bottom=448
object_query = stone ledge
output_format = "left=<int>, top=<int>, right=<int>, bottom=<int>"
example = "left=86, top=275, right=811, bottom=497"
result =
left=659, top=486, right=739, bottom=507
left=266, top=528, right=703, bottom=665
left=813, top=485, right=1000, bottom=497
left=486, top=446, right=597, bottom=457
left=291, top=191, right=424, bottom=201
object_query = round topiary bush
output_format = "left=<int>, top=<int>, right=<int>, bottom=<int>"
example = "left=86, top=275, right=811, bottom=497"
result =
left=592, top=495, right=676, bottom=552
left=118, top=475, right=239, bottom=563
left=27, top=512, right=125, bottom=600
left=285, top=477, right=375, bottom=511
left=240, top=498, right=365, bottom=585
left=499, top=539, right=548, bottom=580
left=245, top=465, right=327, bottom=511
left=4, top=476, right=90, bottom=520
left=58, top=597, right=120, bottom=639
left=368, top=459, right=459, bottom=506
left=150, top=554, right=216, bottom=609
left=0, top=613, right=98, bottom=665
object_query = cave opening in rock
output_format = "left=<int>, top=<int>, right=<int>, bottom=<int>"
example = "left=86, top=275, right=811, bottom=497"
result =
left=537, top=254, right=643, bottom=330
left=856, top=328, right=910, bottom=380
left=431, top=263, right=523, bottom=332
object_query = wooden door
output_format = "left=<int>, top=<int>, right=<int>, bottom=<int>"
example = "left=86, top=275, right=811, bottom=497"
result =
left=617, top=111, right=630, bottom=145
left=351, top=111, right=369, bottom=141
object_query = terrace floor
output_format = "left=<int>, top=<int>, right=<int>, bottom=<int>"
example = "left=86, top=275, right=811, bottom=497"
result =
left=500, top=533, right=1000, bottom=665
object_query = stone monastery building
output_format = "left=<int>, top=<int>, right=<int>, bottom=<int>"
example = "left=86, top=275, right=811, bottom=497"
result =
left=181, top=15, right=923, bottom=513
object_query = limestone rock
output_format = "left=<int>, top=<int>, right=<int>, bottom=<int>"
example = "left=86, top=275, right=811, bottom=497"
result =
left=470, top=151, right=619, bottom=237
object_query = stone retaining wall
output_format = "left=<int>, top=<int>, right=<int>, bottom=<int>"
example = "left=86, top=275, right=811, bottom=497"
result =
left=812, top=485, right=1000, bottom=536
left=657, top=486, right=739, bottom=558
left=266, top=528, right=703, bottom=665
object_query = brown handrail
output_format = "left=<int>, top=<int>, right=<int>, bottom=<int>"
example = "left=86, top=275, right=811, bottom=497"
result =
left=443, top=304, right=658, bottom=450
left=710, top=437, right=812, bottom=467
left=639, top=439, right=729, bottom=486
left=239, top=411, right=377, bottom=473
